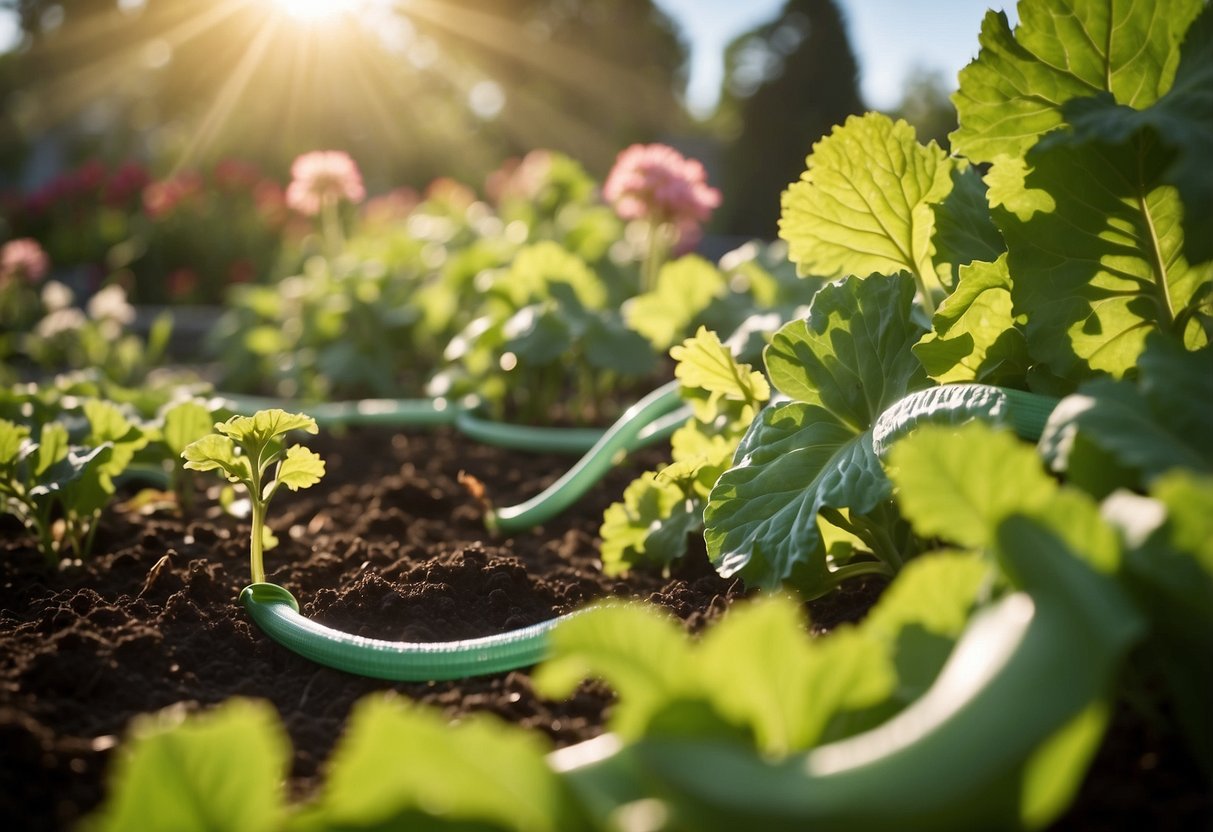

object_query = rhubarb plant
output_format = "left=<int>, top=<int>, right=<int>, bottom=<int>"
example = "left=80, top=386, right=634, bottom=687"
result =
left=181, top=409, right=325, bottom=584
left=599, top=326, right=769, bottom=575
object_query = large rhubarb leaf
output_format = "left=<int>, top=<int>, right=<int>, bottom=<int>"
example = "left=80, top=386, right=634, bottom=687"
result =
left=1048, top=3, right=1213, bottom=264
left=779, top=113, right=954, bottom=299
left=764, top=274, right=929, bottom=431
left=989, top=134, right=1212, bottom=381
left=951, top=0, right=1201, bottom=162
left=705, top=275, right=928, bottom=592
left=1040, top=338, right=1213, bottom=483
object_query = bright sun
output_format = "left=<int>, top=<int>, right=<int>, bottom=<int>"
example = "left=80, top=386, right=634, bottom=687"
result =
left=271, top=0, right=360, bottom=23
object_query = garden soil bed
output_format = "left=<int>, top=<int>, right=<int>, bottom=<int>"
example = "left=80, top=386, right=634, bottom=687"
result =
left=0, top=426, right=1208, bottom=830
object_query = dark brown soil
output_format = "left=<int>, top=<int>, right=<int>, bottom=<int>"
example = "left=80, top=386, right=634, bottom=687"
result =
left=0, top=427, right=1208, bottom=830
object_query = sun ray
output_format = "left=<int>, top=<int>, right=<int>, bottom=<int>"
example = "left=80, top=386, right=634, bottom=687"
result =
left=172, top=10, right=283, bottom=172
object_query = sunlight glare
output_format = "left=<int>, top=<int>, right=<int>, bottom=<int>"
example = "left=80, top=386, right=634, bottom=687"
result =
left=272, top=0, right=360, bottom=23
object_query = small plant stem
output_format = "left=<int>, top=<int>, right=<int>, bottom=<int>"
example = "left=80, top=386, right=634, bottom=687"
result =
left=249, top=498, right=266, bottom=585
left=820, top=506, right=904, bottom=571
left=321, top=195, right=345, bottom=258
left=808, top=559, right=896, bottom=599
left=641, top=220, right=671, bottom=293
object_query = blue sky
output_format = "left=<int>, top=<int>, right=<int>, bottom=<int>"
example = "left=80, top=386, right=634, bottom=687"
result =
left=654, top=0, right=1018, bottom=115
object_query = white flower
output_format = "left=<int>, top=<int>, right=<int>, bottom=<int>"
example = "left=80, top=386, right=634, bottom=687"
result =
left=35, top=308, right=86, bottom=338
left=41, top=280, right=74, bottom=312
left=86, top=284, right=135, bottom=325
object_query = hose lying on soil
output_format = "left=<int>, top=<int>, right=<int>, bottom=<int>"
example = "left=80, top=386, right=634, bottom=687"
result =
left=239, top=382, right=1059, bottom=681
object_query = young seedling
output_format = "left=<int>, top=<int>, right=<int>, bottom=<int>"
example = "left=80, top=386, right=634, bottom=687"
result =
left=181, top=409, right=325, bottom=585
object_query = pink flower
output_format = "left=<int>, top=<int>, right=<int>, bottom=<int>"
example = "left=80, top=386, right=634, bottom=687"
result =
left=285, top=151, right=365, bottom=216
left=603, top=143, right=721, bottom=238
left=214, top=158, right=262, bottom=192
left=1, top=238, right=50, bottom=284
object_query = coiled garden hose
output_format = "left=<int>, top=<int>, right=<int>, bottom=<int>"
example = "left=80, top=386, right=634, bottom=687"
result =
left=239, top=381, right=1061, bottom=684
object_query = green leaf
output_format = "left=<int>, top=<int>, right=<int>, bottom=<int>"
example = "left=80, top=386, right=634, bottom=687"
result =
left=698, top=597, right=893, bottom=755
left=671, top=326, right=770, bottom=420
left=583, top=315, right=658, bottom=376
left=499, top=241, right=605, bottom=310
left=162, top=400, right=216, bottom=457
left=599, top=472, right=699, bottom=576
left=181, top=434, right=253, bottom=485
left=60, top=446, right=119, bottom=517
left=990, top=134, right=1212, bottom=380
left=706, top=276, right=928, bottom=592
left=624, top=255, right=728, bottom=350
left=930, top=164, right=1006, bottom=289
left=951, top=1, right=1201, bottom=162
left=913, top=255, right=1029, bottom=385
left=214, top=409, right=319, bottom=448
left=888, top=421, right=1120, bottom=573
left=1052, top=2, right=1213, bottom=263
left=888, top=422, right=1056, bottom=549
left=30, top=444, right=113, bottom=503
left=272, top=444, right=326, bottom=493
left=1040, top=339, right=1213, bottom=483
left=861, top=551, right=990, bottom=703
left=1020, top=702, right=1112, bottom=830
left=666, top=423, right=740, bottom=500
left=36, top=422, right=69, bottom=477
left=535, top=603, right=697, bottom=739
left=84, top=399, right=150, bottom=478
left=82, top=699, right=289, bottom=832
left=0, top=419, right=28, bottom=466
left=300, top=696, right=576, bottom=832
left=779, top=113, right=954, bottom=294
left=83, top=399, right=134, bottom=446
left=704, top=403, right=888, bottom=591
left=538, top=598, right=895, bottom=757
left=863, top=551, right=990, bottom=644
left=765, top=275, right=930, bottom=430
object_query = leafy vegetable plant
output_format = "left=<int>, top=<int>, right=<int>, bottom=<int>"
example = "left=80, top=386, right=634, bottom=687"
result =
left=599, top=326, right=769, bottom=575
left=0, top=399, right=151, bottom=564
left=701, top=0, right=1213, bottom=598
left=181, top=409, right=325, bottom=584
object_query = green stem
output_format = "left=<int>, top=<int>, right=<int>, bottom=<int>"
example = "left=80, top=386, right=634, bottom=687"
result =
left=641, top=220, right=671, bottom=293
left=807, top=560, right=896, bottom=600
left=820, top=507, right=903, bottom=572
left=250, top=498, right=266, bottom=585
left=321, top=195, right=344, bottom=258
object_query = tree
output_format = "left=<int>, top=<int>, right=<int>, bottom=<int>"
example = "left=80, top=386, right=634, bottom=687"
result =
left=713, top=0, right=863, bottom=238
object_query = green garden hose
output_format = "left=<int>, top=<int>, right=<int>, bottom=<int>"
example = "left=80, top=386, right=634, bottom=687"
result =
left=217, top=391, right=689, bottom=455
left=553, top=518, right=1144, bottom=831
left=239, top=381, right=1061, bottom=684
left=218, top=394, right=473, bottom=428
left=239, top=583, right=580, bottom=682
left=485, top=380, right=686, bottom=534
